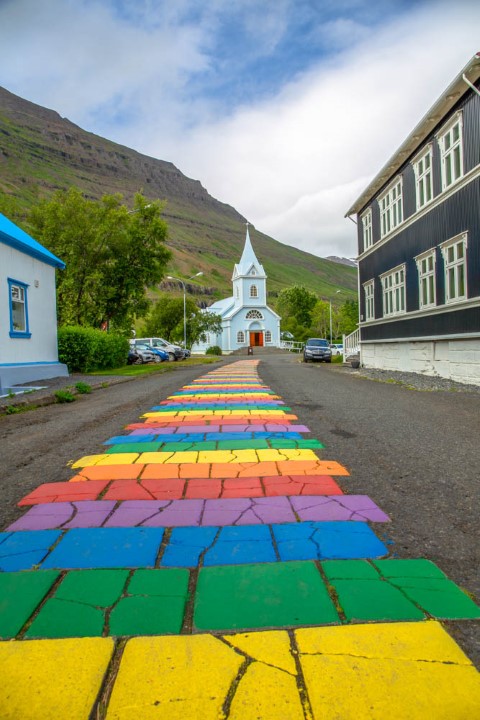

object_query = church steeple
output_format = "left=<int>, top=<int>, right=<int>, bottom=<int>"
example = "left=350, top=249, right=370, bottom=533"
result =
left=232, top=224, right=267, bottom=307
left=233, top=224, right=266, bottom=280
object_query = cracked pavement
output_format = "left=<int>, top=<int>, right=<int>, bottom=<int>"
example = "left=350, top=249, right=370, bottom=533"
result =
left=1, top=357, right=479, bottom=718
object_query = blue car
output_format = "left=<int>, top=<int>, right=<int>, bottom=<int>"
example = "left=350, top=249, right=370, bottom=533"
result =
left=134, top=343, right=169, bottom=363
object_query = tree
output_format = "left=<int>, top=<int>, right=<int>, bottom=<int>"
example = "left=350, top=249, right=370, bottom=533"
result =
left=338, top=300, right=359, bottom=336
left=28, top=188, right=171, bottom=331
left=141, top=294, right=222, bottom=348
left=310, top=300, right=330, bottom=338
left=277, top=286, right=318, bottom=327
left=187, top=310, right=223, bottom=349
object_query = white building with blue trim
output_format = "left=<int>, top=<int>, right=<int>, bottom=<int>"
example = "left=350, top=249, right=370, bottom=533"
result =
left=0, top=212, right=68, bottom=391
left=193, top=226, right=281, bottom=353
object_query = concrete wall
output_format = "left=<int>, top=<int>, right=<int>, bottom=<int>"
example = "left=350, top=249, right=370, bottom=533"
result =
left=361, top=338, right=480, bottom=386
left=0, top=244, right=68, bottom=386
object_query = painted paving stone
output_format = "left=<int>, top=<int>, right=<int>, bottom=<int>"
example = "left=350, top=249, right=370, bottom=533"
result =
left=40, top=527, right=164, bottom=570
left=3, top=359, right=480, bottom=717
left=7, top=495, right=389, bottom=531
left=24, top=568, right=190, bottom=638
left=161, top=522, right=388, bottom=567
left=111, top=431, right=307, bottom=442
left=0, top=524, right=387, bottom=571
left=194, top=561, right=339, bottom=631
left=10, top=494, right=386, bottom=530
left=104, top=438, right=324, bottom=454
left=323, top=559, right=480, bottom=621
left=0, top=529, right=61, bottom=571
left=0, top=570, right=59, bottom=638
left=0, top=637, right=114, bottom=720
left=18, top=474, right=345, bottom=506
left=126, top=422, right=311, bottom=432
left=100, top=623, right=480, bottom=719
left=3, top=561, right=480, bottom=641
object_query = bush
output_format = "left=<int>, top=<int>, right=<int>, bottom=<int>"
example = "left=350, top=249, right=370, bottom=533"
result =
left=205, top=345, right=222, bottom=356
left=54, top=390, right=76, bottom=403
left=58, top=326, right=129, bottom=373
left=75, top=381, right=92, bottom=394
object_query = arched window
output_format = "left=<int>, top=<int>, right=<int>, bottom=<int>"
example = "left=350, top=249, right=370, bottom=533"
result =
left=250, top=285, right=258, bottom=298
left=235, top=286, right=239, bottom=298
left=265, top=330, right=272, bottom=343
left=237, top=331, right=245, bottom=344
left=246, top=309, right=263, bottom=319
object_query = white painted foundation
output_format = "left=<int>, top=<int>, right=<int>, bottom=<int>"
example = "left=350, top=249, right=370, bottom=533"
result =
left=360, top=338, right=480, bottom=386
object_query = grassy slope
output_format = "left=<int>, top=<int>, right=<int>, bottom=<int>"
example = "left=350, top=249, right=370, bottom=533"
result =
left=0, top=86, right=357, bottom=304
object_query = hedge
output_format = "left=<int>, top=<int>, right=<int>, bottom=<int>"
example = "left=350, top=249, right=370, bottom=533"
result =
left=58, top=326, right=130, bottom=373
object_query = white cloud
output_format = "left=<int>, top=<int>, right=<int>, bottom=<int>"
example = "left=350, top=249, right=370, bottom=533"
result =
left=146, top=0, right=480, bottom=258
left=1, top=0, right=479, bottom=260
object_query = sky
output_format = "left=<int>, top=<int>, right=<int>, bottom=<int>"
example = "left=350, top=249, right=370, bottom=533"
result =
left=0, top=0, right=479, bottom=259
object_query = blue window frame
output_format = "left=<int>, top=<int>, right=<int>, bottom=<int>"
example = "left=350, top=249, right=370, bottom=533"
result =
left=8, top=278, right=31, bottom=338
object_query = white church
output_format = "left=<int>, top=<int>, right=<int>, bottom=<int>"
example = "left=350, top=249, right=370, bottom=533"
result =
left=193, top=226, right=281, bottom=354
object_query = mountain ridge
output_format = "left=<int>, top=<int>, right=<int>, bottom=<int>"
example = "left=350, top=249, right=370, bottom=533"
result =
left=0, top=85, right=357, bottom=301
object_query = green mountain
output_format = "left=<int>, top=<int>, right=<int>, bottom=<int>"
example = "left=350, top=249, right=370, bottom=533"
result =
left=0, top=85, right=357, bottom=304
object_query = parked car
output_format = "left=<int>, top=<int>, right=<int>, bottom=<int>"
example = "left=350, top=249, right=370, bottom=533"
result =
left=330, top=344, right=344, bottom=356
left=134, top=337, right=184, bottom=361
left=127, top=345, right=156, bottom=364
left=303, top=338, right=332, bottom=363
left=134, top=343, right=169, bottom=363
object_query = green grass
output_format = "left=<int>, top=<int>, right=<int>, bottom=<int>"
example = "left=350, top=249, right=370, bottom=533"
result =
left=91, top=356, right=222, bottom=376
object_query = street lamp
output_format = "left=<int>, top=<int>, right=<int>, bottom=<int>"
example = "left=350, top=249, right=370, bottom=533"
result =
left=329, top=290, right=342, bottom=344
left=166, top=272, right=203, bottom=349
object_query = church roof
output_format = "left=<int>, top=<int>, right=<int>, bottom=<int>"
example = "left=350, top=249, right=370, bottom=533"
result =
left=233, top=226, right=266, bottom=279
left=205, top=297, right=235, bottom=317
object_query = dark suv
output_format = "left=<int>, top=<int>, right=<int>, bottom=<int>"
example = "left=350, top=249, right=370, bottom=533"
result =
left=303, top=338, right=332, bottom=363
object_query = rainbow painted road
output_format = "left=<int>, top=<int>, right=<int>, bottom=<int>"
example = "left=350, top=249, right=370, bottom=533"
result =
left=1, top=360, right=480, bottom=719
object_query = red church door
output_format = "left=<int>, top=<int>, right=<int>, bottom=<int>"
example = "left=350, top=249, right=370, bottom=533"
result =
left=249, top=331, right=264, bottom=347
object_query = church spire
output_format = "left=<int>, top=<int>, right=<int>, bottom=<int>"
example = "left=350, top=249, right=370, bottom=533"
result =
left=234, top=223, right=266, bottom=278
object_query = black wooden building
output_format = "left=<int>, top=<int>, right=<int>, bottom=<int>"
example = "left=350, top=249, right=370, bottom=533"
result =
left=346, top=53, right=480, bottom=385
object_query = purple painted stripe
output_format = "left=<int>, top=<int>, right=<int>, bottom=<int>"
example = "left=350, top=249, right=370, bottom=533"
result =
left=7, top=495, right=389, bottom=530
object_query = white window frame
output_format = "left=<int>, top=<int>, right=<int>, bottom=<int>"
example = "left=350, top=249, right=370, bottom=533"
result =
left=246, top=309, right=263, bottom=319
left=378, top=176, right=403, bottom=238
left=249, top=285, right=258, bottom=298
left=237, top=330, right=245, bottom=344
left=363, top=280, right=375, bottom=321
left=380, top=264, right=406, bottom=317
left=438, top=112, right=464, bottom=191
left=265, top=330, right=272, bottom=343
left=413, top=145, right=433, bottom=210
left=440, top=232, right=468, bottom=304
left=415, top=248, right=437, bottom=309
left=361, top=208, right=373, bottom=250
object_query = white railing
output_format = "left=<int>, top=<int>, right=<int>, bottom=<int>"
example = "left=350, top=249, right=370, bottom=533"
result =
left=343, top=328, right=360, bottom=358
left=280, top=341, right=304, bottom=353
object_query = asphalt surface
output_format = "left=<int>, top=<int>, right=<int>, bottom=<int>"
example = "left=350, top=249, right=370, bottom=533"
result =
left=1, top=352, right=478, bottom=666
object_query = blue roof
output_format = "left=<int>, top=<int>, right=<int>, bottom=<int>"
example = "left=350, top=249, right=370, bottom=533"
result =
left=0, top=212, right=65, bottom=269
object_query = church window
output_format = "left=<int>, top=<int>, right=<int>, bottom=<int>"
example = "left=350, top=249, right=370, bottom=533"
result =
left=250, top=285, right=258, bottom=298
left=246, top=310, right=263, bottom=319
left=237, top=331, right=245, bottom=343
left=235, top=286, right=239, bottom=298
left=265, top=330, right=272, bottom=343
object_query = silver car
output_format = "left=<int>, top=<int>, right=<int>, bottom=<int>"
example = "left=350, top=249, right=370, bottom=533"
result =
left=135, top=337, right=184, bottom=361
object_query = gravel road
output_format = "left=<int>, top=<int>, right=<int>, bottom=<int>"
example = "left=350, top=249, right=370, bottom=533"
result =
left=1, top=352, right=478, bottom=665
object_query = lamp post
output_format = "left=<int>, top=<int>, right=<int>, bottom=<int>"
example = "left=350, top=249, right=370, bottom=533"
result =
left=166, top=272, right=203, bottom=349
left=329, top=290, right=342, bottom=344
